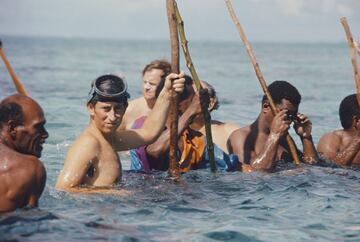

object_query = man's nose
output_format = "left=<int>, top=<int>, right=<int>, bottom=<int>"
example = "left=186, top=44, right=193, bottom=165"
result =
left=144, top=83, right=151, bottom=90
left=43, top=129, right=49, bottom=139
left=108, top=109, right=117, bottom=121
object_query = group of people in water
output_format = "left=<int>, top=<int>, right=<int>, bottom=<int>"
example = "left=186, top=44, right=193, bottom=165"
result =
left=0, top=57, right=359, bottom=213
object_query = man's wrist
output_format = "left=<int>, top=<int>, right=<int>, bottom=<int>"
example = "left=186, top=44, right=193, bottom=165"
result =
left=269, top=132, right=282, bottom=141
left=158, top=88, right=172, bottom=101
left=300, top=134, right=313, bottom=140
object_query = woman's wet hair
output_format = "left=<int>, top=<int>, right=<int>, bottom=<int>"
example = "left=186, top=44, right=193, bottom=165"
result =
left=88, top=75, right=129, bottom=106
left=0, top=102, right=24, bottom=129
left=339, top=94, right=360, bottom=129
left=262, top=80, right=301, bottom=106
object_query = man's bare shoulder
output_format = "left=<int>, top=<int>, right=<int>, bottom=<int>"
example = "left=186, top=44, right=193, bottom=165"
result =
left=229, top=125, right=251, bottom=141
left=211, top=120, right=240, bottom=135
left=318, top=130, right=343, bottom=144
left=127, top=97, right=147, bottom=114
left=0, top=145, right=43, bottom=181
left=317, top=129, right=343, bottom=153
left=66, top=130, right=101, bottom=157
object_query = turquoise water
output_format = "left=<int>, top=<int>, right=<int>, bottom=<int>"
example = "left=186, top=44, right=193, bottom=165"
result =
left=0, top=36, right=359, bottom=241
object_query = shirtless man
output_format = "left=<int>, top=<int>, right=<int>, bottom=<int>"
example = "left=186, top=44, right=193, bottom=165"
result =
left=120, top=59, right=171, bottom=129
left=0, top=95, right=48, bottom=212
left=317, top=94, right=360, bottom=166
left=130, top=76, right=244, bottom=172
left=190, top=81, right=239, bottom=154
left=55, top=72, right=185, bottom=191
left=228, top=81, right=318, bottom=172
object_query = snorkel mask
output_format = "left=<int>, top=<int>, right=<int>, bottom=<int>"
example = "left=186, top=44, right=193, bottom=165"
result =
left=87, top=74, right=130, bottom=104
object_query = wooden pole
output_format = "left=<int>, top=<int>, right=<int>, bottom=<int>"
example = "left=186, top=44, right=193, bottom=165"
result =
left=224, top=0, right=301, bottom=165
left=0, top=40, right=27, bottom=96
left=174, top=2, right=217, bottom=173
left=166, top=0, right=181, bottom=179
left=340, top=17, right=360, bottom=105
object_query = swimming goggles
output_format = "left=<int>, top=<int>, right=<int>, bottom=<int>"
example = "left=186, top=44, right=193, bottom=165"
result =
left=87, top=74, right=130, bottom=103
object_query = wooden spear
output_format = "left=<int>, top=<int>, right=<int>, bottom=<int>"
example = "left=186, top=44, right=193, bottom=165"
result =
left=340, top=17, right=360, bottom=105
left=166, top=0, right=181, bottom=179
left=174, top=2, right=217, bottom=173
left=0, top=40, right=27, bottom=96
left=224, top=0, right=301, bottom=165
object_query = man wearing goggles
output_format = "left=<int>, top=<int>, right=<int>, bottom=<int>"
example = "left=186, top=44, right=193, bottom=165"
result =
left=55, top=72, right=185, bottom=191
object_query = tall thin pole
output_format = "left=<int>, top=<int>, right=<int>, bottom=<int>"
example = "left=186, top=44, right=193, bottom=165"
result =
left=0, top=40, right=27, bottom=96
left=174, top=2, right=217, bottom=172
left=340, top=17, right=360, bottom=106
left=224, top=0, right=301, bottom=165
left=166, top=0, right=180, bottom=179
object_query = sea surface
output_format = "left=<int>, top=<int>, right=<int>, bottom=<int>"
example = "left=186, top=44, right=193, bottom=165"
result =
left=0, top=36, right=359, bottom=241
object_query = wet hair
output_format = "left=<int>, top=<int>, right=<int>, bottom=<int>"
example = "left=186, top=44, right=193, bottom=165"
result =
left=0, top=102, right=24, bottom=130
left=88, top=75, right=129, bottom=106
left=154, top=74, right=194, bottom=100
left=142, top=59, right=171, bottom=79
left=262, top=80, right=301, bottom=106
left=201, top=80, right=220, bottom=111
left=339, top=94, right=360, bottom=129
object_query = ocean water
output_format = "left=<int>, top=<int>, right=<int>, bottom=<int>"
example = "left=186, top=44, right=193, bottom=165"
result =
left=0, top=36, right=359, bottom=241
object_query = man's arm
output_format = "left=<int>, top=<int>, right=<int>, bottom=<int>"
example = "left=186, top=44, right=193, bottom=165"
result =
left=28, top=161, right=46, bottom=207
left=317, top=132, right=360, bottom=166
left=115, top=73, right=185, bottom=151
left=229, top=110, right=290, bottom=171
left=293, top=113, right=319, bottom=164
left=146, top=93, right=202, bottom=159
left=55, top=136, right=99, bottom=190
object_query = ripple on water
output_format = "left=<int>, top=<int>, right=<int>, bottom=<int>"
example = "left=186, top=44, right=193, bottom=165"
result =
left=205, top=230, right=263, bottom=242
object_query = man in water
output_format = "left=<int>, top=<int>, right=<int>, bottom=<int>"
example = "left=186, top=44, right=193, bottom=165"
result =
left=317, top=94, right=360, bottom=166
left=130, top=75, right=247, bottom=172
left=0, top=95, right=48, bottom=212
left=55, top=72, right=185, bottom=191
left=228, top=81, right=318, bottom=172
left=120, top=59, right=171, bottom=129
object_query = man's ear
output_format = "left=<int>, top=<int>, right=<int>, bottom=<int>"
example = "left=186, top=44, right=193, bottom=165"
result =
left=87, top=103, right=95, bottom=116
left=7, top=120, right=18, bottom=139
left=208, top=97, right=218, bottom=112
left=353, top=116, right=360, bottom=129
left=262, top=101, right=271, bottom=113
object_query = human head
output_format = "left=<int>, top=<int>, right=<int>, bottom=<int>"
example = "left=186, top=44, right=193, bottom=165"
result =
left=261, top=81, right=301, bottom=120
left=87, top=74, right=130, bottom=106
left=87, top=74, right=130, bottom=134
left=142, top=59, right=171, bottom=102
left=339, top=94, right=360, bottom=129
left=0, top=94, right=48, bottom=158
left=199, top=80, right=219, bottom=112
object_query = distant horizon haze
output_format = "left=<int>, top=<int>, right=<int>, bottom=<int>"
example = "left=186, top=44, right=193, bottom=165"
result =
left=0, top=0, right=359, bottom=43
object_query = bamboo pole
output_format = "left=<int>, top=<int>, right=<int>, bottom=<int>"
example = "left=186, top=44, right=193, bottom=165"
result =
left=355, top=41, right=360, bottom=56
left=340, top=17, right=360, bottom=105
left=0, top=40, right=27, bottom=96
left=174, top=2, right=217, bottom=173
left=224, top=0, right=301, bottom=165
left=166, top=0, right=181, bottom=179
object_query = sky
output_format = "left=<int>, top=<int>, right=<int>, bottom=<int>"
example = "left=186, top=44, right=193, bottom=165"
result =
left=0, top=0, right=359, bottom=42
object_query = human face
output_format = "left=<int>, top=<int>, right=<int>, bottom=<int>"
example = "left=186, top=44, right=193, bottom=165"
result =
left=15, top=105, right=49, bottom=158
left=178, top=84, right=195, bottom=114
left=89, top=101, right=127, bottom=134
left=272, top=99, right=298, bottom=122
left=142, top=69, right=164, bottom=101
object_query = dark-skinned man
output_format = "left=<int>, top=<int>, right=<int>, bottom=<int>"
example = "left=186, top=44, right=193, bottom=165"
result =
left=0, top=94, right=48, bottom=212
left=228, top=81, right=319, bottom=172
